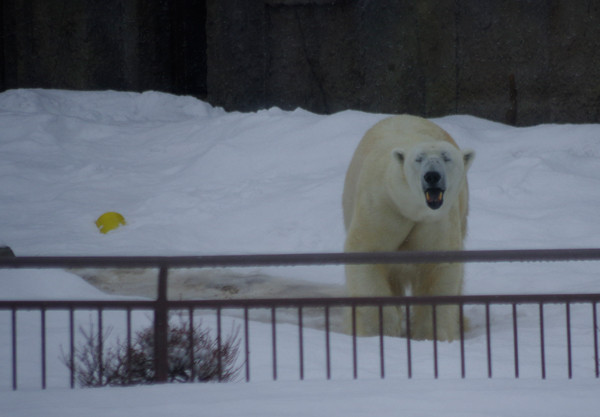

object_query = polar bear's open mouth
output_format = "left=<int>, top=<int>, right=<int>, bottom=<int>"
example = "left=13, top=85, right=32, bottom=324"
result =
left=425, top=188, right=444, bottom=210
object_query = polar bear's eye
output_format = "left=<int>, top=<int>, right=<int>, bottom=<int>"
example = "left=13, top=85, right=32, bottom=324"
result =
left=442, top=153, right=452, bottom=162
left=415, top=155, right=424, bottom=163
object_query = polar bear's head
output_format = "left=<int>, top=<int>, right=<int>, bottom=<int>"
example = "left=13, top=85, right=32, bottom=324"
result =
left=389, top=142, right=475, bottom=221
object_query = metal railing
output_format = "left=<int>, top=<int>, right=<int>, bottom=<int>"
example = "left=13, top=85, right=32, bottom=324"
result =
left=2, top=248, right=600, bottom=389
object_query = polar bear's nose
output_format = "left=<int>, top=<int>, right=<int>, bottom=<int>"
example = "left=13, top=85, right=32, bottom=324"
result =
left=424, top=171, right=441, bottom=185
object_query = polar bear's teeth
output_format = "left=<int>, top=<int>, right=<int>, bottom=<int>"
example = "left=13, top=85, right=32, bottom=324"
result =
left=425, top=190, right=444, bottom=204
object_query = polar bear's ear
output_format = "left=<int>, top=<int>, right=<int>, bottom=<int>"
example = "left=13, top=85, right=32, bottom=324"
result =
left=462, top=149, right=475, bottom=170
left=392, top=148, right=405, bottom=164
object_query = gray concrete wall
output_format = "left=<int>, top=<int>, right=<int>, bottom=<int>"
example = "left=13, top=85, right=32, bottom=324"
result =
left=3, top=1, right=600, bottom=125
left=1, top=0, right=207, bottom=97
left=207, top=0, right=600, bottom=125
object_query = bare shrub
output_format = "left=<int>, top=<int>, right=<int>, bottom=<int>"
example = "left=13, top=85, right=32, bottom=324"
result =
left=62, top=315, right=242, bottom=387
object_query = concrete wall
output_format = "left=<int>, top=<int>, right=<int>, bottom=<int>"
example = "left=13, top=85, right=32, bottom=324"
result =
left=1, top=0, right=207, bottom=97
left=3, top=1, right=600, bottom=125
left=207, top=0, right=600, bottom=125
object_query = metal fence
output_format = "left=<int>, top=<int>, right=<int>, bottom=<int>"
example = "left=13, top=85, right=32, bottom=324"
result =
left=2, top=249, right=600, bottom=390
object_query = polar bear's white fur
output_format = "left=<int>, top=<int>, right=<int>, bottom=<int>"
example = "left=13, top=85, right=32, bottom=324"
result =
left=343, top=115, right=474, bottom=341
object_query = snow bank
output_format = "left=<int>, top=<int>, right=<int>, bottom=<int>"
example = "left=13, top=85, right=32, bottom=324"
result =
left=1, top=89, right=600, bottom=416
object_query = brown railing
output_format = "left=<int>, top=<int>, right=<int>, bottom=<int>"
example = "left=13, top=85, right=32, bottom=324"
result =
left=2, top=249, right=600, bottom=390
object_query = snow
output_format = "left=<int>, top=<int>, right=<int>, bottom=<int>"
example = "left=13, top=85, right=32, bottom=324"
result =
left=1, top=89, right=600, bottom=415
left=3, top=379, right=598, bottom=417
left=0, top=269, right=120, bottom=300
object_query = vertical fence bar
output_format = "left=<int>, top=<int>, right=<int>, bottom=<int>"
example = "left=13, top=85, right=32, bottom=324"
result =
left=271, top=307, right=277, bottom=381
left=459, top=303, right=466, bottom=378
left=98, top=308, right=103, bottom=386
left=324, top=305, right=331, bottom=380
left=188, top=308, right=195, bottom=382
left=244, top=307, right=250, bottom=382
left=126, top=307, right=132, bottom=385
left=154, top=267, right=169, bottom=383
left=351, top=304, right=357, bottom=379
left=432, top=305, right=438, bottom=379
left=512, top=303, right=519, bottom=378
left=566, top=302, right=572, bottom=379
left=378, top=305, right=385, bottom=379
left=485, top=303, right=492, bottom=378
left=593, top=302, right=599, bottom=378
left=69, top=307, right=75, bottom=389
left=41, top=308, right=46, bottom=389
left=298, top=306, right=304, bottom=380
left=539, top=302, right=546, bottom=379
left=217, top=307, right=223, bottom=382
left=405, top=303, right=412, bottom=379
left=11, top=307, right=17, bottom=390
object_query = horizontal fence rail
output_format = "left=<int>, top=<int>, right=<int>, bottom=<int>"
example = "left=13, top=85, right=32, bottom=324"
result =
left=1, top=249, right=600, bottom=389
left=3, top=248, right=600, bottom=269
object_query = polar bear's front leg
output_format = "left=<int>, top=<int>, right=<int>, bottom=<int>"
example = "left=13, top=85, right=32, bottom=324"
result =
left=410, top=263, right=463, bottom=341
left=345, top=264, right=404, bottom=336
left=343, top=208, right=413, bottom=337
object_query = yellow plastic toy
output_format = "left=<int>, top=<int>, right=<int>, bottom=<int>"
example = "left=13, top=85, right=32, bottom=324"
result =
left=95, top=212, right=126, bottom=234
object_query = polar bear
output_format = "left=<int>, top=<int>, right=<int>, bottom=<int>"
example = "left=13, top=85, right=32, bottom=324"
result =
left=343, top=115, right=474, bottom=341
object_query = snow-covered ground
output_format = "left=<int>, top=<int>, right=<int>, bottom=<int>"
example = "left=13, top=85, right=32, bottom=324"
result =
left=1, top=89, right=599, bottom=416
